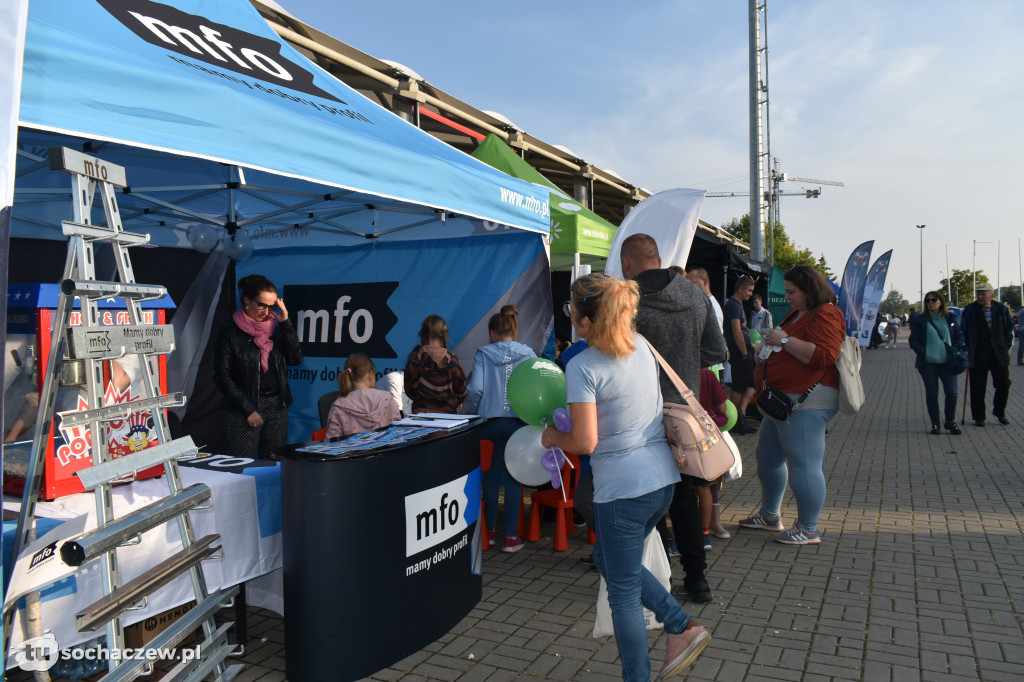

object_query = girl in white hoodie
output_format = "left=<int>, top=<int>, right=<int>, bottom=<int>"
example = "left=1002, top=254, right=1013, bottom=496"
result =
left=325, top=354, right=400, bottom=438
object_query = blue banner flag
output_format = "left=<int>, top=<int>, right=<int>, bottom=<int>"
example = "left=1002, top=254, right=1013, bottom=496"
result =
left=839, top=241, right=874, bottom=336
left=856, top=250, right=893, bottom=346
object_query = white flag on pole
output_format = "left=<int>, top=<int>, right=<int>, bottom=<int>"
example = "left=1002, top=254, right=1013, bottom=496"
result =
left=604, top=189, right=706, bottom=277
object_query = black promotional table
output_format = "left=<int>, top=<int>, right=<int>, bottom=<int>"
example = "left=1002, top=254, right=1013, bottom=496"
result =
left=277, top=421, right=483, bottom=681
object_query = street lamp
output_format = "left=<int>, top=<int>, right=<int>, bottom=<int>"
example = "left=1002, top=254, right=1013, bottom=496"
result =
left=917, top=224, right=926, bottom=310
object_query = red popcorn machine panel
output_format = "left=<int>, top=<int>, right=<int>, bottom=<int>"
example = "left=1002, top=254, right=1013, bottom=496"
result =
left=4, top=283, right=176, bottom=500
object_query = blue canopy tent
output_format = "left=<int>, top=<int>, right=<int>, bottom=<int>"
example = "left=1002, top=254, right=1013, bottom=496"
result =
left=8, top=0, right=553, bottom=445
left=12, top=0, right=549, bottom=245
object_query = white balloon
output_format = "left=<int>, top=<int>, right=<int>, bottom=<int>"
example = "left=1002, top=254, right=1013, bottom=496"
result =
left=186, top=223, right=218, bottom=253
left=219, top=230, right=254, bottom=260
left=504, top=425, right=551, bottom=486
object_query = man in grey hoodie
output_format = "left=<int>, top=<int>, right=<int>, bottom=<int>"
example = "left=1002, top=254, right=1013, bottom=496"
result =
left=620, top=233, right=729, bottom=604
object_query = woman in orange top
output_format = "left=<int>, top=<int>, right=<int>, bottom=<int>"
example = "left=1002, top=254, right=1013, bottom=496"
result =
left=739, top=266, right=845, bottom=545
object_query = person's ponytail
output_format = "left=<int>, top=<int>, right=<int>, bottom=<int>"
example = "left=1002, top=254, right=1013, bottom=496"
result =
left=488, top=304, right=519, bottom=340
left=337, top=353, right=375, bottom=397
left=571, top=276, right=639, bottom=358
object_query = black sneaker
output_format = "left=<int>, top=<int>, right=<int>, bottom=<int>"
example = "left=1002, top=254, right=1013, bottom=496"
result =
left=974, top=420, right=986, bottom=427
left=996, top=415, right=1010, bottom=425
left=944, top=422, right=962, bottom=435
left=733, top=414, right=758, bottom=435
left=681, top=575, right=713, bottom=604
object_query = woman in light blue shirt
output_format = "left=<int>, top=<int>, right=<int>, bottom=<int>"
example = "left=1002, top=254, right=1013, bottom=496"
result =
left=541, top=274, right=710, bottom=681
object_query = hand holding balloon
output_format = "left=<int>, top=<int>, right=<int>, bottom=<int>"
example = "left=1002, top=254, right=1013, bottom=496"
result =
left=720, top=401, right=738, bottom=432
left=541, top=408, right=575, bottom=497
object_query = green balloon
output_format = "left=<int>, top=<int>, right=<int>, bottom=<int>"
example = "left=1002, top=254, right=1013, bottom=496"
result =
left=507, top=359, right=567, bottom=427
left=722, top=401, right=739, bottom=432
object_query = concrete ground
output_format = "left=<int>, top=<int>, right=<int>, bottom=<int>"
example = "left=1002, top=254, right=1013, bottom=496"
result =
left=13, top=335, right=1024, bottom=681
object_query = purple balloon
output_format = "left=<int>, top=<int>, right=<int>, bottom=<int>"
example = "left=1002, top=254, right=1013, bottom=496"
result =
left=553, top=408, right=572, bottom=433
left=541, top=448, right=566, bottom=489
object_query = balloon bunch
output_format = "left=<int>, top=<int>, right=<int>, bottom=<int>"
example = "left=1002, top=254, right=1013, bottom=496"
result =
left=504, top=359, right=573, bottom=489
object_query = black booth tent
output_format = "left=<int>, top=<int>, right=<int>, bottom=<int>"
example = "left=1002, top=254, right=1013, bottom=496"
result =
left=686, top=229, right=773, bottom=305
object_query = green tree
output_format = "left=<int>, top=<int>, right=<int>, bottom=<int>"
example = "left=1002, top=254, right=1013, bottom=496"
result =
left=721, top=215, right=831, bottom=275
left=938, top=269, right=989, bottom=308
left=816, top=254, right=836, bottom=282
left=880, top=289, right=910, bottom=315
left=1000, top=285, right=1022, bottom=311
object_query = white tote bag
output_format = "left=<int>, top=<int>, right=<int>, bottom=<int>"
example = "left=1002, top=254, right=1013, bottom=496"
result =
left=593, top=530, right=672, bottom=638
left=836, top=335, right=865, bottom=415
left=721, top=430, right=743, bottom=482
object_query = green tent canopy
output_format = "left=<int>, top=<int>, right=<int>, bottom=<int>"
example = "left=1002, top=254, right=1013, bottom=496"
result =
left=471, top=135, right=617, bottom=270
left=768, top=266, right=790, bottom=325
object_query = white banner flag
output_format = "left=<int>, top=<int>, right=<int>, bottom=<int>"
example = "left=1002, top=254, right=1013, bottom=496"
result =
left=604, top=188, right=706, bottom=277
left=1, top=0, right=28, bottom=212
left=856, top=250, right=894, bottom=346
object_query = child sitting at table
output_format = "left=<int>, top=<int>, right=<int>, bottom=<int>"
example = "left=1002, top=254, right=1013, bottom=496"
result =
left=325, top=353, right=400, bottom=438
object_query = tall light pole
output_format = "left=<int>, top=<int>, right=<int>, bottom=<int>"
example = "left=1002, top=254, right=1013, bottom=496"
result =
left=917, top=224, right=926, bottom=310
left=973, top=239, right=994, bottom=294
left=945, top=244, right=952, bottom=303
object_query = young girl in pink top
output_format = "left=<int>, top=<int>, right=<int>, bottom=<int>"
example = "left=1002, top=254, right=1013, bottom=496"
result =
left=325, top=353, right=400, bottom=438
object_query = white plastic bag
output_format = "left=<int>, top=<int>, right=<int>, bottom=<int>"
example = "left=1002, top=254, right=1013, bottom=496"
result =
left=593, top=530, right=672, bottom=638
left=721, top=430, right=743, bottom=482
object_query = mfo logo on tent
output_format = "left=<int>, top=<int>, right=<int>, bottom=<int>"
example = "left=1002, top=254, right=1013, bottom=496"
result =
left=95, top=0, right=344, bottom=103
left=286, top=282, right=399, bottom=358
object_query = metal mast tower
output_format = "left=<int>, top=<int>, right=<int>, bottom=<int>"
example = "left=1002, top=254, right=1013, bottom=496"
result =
left=748, top=0, right=770, bottom=262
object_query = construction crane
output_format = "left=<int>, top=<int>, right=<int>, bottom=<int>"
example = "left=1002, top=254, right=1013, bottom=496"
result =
left=706, top=160, right=844, bottom=263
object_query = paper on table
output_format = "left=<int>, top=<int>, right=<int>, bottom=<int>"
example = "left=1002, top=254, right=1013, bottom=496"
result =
left=394, top=415, right=469, bottom=429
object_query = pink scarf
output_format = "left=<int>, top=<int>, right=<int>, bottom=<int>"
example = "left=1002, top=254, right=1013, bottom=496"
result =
left=233, top=309, right=277, bottom=372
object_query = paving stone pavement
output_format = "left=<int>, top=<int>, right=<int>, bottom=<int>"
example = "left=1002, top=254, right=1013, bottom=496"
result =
left=14, top=337, right=1024, bottom=681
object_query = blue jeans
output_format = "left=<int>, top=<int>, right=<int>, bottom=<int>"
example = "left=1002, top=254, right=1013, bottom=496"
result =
left=917, top=363, right=959, bottom=425
left=755, top=407, right=838, bottom=533
left=481, top=418, right=524, bottom=538
left=594, top=484, right=692, bottom=682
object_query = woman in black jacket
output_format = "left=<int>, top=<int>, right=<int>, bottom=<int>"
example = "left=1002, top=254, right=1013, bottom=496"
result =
left=214, top=274, right=302, bottom=458
left=908, top=291, right=965, bottom=435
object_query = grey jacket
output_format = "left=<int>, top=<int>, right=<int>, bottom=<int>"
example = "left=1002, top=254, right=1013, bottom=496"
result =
left=634, top=269, right=729, bottom=403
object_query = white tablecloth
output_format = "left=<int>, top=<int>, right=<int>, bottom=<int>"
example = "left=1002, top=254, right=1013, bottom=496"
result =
left=4, top=455, right=283, bottom=668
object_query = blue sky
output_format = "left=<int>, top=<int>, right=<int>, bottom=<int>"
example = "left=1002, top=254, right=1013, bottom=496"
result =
left=279, top=0, right=1024, bottom=303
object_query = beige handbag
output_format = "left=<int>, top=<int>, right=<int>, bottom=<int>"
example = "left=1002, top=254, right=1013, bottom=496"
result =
left=642, top=338, right=736, bottom=481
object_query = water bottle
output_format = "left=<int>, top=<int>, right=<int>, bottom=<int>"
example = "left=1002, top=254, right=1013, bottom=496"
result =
left=757, top=326, right=784, bottom=361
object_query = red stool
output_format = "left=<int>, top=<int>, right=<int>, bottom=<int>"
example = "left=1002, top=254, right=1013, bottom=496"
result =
left=480, top=440, right=493, bottom=551
left=526, top=453, right=583, bottom=552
